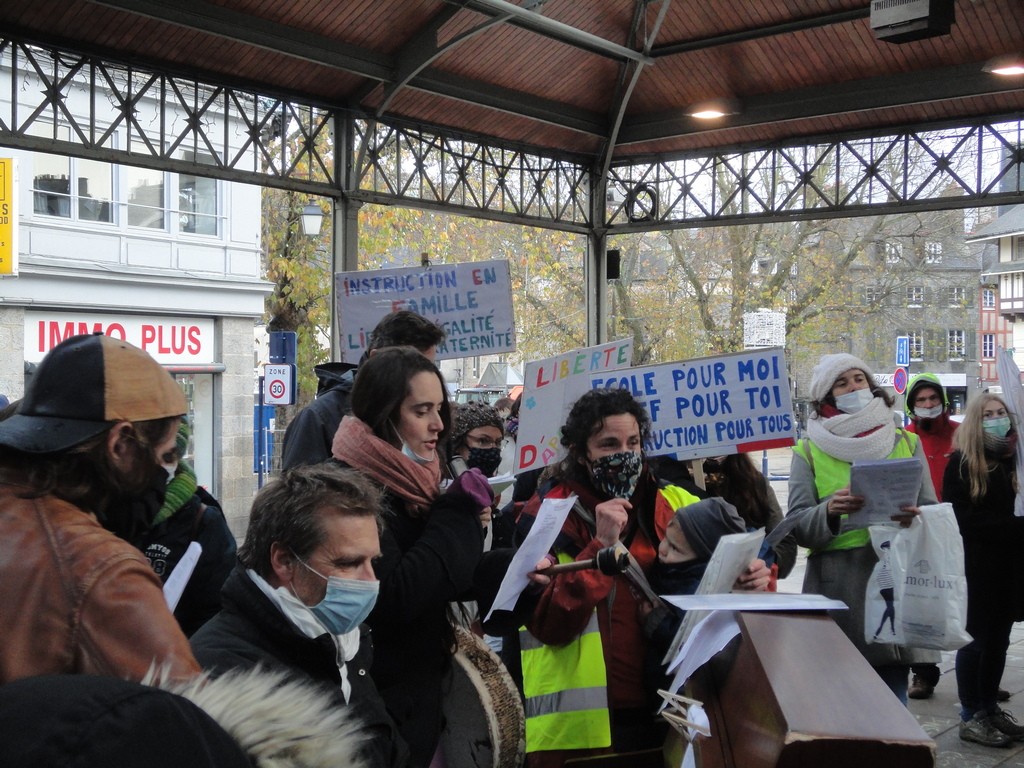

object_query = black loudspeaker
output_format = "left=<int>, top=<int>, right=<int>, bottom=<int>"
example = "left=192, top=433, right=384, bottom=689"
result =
left=607, top=249, right=620, bottom=280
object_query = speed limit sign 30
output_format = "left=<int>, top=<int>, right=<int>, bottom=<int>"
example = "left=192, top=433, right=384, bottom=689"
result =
left=264, top=364, right=295, bottom=405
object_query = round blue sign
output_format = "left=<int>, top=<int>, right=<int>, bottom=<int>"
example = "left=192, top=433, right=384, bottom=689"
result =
left=893, top=367, right=908, bottom=395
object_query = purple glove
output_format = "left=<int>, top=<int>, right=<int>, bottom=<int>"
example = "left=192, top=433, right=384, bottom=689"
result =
left=446, top=467, right=495, bottom=509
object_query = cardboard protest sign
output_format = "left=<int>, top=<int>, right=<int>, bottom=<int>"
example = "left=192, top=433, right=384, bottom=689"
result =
left=589, top=347, right=796, bottom=459
left=515, top=338, right=634, bottom=474
left=335, top=260, right=515, bottom=361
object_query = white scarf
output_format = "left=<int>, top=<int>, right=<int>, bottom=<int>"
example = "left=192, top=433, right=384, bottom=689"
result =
left=248, top=569, right=360, bottom=703
left=806, top=396, right=897, bottom=463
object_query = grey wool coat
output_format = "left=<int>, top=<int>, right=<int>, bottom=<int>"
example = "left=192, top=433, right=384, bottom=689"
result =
left=787, top=436, right=940, bottom=668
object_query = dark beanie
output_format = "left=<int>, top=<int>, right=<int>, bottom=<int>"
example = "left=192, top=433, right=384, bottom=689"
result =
left=449, top=402, right=504, bottom=450
left=674, top=497, right=746, bottom=560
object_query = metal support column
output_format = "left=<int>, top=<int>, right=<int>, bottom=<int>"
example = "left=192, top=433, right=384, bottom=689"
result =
left=331, top=113, right=362, bottom=362
left=587, top=165, right=609, bottom=347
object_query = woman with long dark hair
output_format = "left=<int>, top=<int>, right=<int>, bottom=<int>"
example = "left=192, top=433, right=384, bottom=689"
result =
left=517, top=387, right=769, bottom=767
left=331, top=346, right=493, bottom=767
left=944, top=393, right=1024, bottom=748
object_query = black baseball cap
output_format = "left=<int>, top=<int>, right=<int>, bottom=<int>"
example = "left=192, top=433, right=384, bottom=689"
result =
left=0, top=333, right=187, bottom=453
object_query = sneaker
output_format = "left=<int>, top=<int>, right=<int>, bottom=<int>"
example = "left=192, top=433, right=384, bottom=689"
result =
left=959, top=714, right=1012, bottom=747
left=988, top=709, right=1024, bottom=740
left=908, top=674, right=935, bottom=700
left=999, top=688, right=1012, bottom=702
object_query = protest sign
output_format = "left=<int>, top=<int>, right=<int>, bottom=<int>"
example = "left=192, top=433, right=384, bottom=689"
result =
left=515, top=338, right=634, bottom=474
left=335, top=260, right=515, bottom=361
left=589, top=347, right=796, bottom=459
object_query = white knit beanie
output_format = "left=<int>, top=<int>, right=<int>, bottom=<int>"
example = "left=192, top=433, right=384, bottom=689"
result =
left=808, top=353, right=876, bottom=403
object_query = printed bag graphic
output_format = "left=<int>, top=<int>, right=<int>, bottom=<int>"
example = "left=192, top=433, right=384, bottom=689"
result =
left=865, top=504, right=971, bottom=650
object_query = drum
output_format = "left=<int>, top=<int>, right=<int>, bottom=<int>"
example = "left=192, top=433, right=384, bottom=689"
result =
left=441, top=625, right=525, bottom=768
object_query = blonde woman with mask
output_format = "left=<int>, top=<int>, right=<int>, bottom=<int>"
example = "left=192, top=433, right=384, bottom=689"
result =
left=943, top=393, right=1024, bottom=748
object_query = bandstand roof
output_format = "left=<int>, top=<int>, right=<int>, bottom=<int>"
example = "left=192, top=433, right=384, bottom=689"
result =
left=3, top=0, right=1023, bottom=165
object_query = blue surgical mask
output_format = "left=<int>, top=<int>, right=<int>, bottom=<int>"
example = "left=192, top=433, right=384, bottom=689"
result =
left=294, top=556, right=379, bottom=636
left=983, top=416, right=1012, bottom=438
left=401, top=441, right=434, bottom=466
left=834, top=388, right=874, bottom=414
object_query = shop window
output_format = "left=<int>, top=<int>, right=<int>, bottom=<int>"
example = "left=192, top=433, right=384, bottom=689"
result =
left=33, top=153, right=113, bottom=223
left=178, top=174, right=218, bottom=235
left=127, top=166, right=166, bottom=229
left=908, top=331, right=924, bottom=361
left=983, top=333, right=995, bottom=359
left=947, top=329, right=965, bottom=360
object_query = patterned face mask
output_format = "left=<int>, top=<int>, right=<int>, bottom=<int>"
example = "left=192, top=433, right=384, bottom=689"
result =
left=589, top=450, right=643, bottom=499
left=466, top=446, right=502, bottom=477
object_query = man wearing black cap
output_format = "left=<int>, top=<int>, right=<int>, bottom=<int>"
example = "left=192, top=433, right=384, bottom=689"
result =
left=0, top=333, right=200, bottom=684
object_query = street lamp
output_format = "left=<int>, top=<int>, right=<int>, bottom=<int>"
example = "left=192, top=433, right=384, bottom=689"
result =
left=300, top=203, right=324, bottom=236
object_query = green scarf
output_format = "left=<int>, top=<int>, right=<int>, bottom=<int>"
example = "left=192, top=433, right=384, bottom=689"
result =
left=153, top=459, right=198, bottom=526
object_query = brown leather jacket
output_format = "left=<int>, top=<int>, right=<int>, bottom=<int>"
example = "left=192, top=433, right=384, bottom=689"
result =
left=0, top=473, right=200, bottom=683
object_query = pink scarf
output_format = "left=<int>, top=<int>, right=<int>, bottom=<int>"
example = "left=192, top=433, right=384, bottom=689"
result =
left=331, top=415, right=440, bottom=516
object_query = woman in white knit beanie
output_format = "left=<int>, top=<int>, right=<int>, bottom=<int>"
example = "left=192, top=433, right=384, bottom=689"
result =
left=788, top=352, right=937, bottom=705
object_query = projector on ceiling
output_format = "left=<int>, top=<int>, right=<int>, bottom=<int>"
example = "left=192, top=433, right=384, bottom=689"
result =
left=870, top=0, right=954, bottom=43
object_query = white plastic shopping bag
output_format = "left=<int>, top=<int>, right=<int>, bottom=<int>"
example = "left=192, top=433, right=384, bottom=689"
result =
left=889, top=503, right=971, bottom=650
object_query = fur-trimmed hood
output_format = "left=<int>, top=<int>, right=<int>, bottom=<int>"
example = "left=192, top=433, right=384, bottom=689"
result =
left=149, top=666, right=369, bottom=768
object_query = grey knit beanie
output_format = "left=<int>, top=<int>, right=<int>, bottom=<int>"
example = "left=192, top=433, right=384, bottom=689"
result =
left=673, top=497, right=746, bottom=561
left=808, top=353, right=876, bottom=403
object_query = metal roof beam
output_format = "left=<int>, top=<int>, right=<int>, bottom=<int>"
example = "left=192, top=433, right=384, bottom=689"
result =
left=618, top=62, right=1024, bottom=147
left=87, top=0, right=392, bottom=80
left=455, top=0, right=654, bottom=65
left=650, top=7, right=869, bottom=57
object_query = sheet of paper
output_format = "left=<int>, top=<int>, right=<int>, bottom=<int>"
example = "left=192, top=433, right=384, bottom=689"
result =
left=662, top=529, right=764, bottom=664
left=662, top=610, right=740, bottom=703
left=663, top=592, right=848, bottom=612
left=844, top=457, right=923, bottom=531
left=483, top=494, right=576, bottom=623
left=488, top=472, right=515, bottom=497
left=163, top=540, right=202, bottom=612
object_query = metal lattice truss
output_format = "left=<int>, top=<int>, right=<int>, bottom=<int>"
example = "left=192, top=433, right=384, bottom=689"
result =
left=2, top=34, right=1024, bottom=231
left=352, top=120, right=591, bottom=231
left=0, top=37, right=336, bottom=195
left=607, top=120, right=1024, bottom=231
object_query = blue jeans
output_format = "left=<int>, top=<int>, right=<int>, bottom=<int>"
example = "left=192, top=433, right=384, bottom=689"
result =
left=876, top=664, right=910, bottom=706
left=956, top=615, right=1014, bottom=721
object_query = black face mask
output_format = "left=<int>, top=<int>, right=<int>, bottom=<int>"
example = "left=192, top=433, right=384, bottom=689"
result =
left=466, top=446, right=503, bottom=477
left=104, top=462, right=169, bottom=541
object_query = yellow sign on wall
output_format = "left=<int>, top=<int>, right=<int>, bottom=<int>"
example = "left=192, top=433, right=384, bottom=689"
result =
left=0, top=157, right=17, bottom=277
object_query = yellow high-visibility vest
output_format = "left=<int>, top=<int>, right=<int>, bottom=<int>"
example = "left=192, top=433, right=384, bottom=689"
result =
left=520, top=554, right=611, bottom=753
left=793, top=431, right=918, bottom=552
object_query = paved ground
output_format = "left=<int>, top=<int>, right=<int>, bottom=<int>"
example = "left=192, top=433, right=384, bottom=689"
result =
left=764, top=447, right=1024, bottom=766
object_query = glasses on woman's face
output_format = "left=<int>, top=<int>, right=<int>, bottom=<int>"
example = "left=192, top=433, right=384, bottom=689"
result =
left=466, top=432, right=501, bottom=449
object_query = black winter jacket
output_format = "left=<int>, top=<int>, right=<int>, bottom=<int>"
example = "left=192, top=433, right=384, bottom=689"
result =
left=281, top=362, right=357, bottom=469
left=354, top=478, right=486, bottom=768
left=190, top=567, right=408, bottom=768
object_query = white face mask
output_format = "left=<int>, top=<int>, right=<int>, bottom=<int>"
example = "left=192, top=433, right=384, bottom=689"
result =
left=834, top=388, right=874, bottom=414
left=914, top=405, right=943, bottom=420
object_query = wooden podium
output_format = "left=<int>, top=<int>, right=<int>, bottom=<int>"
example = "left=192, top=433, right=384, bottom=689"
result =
left=685, top=611, right=935, bottom=768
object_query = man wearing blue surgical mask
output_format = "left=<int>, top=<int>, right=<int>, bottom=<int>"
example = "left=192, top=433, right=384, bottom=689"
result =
left=190, top=463, right=408, bottom=768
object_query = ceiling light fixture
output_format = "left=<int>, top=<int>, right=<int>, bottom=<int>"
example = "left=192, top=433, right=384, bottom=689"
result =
left=686, top=99, right=740, bottom=120
left=983, top=54, right=1024, bottom=77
